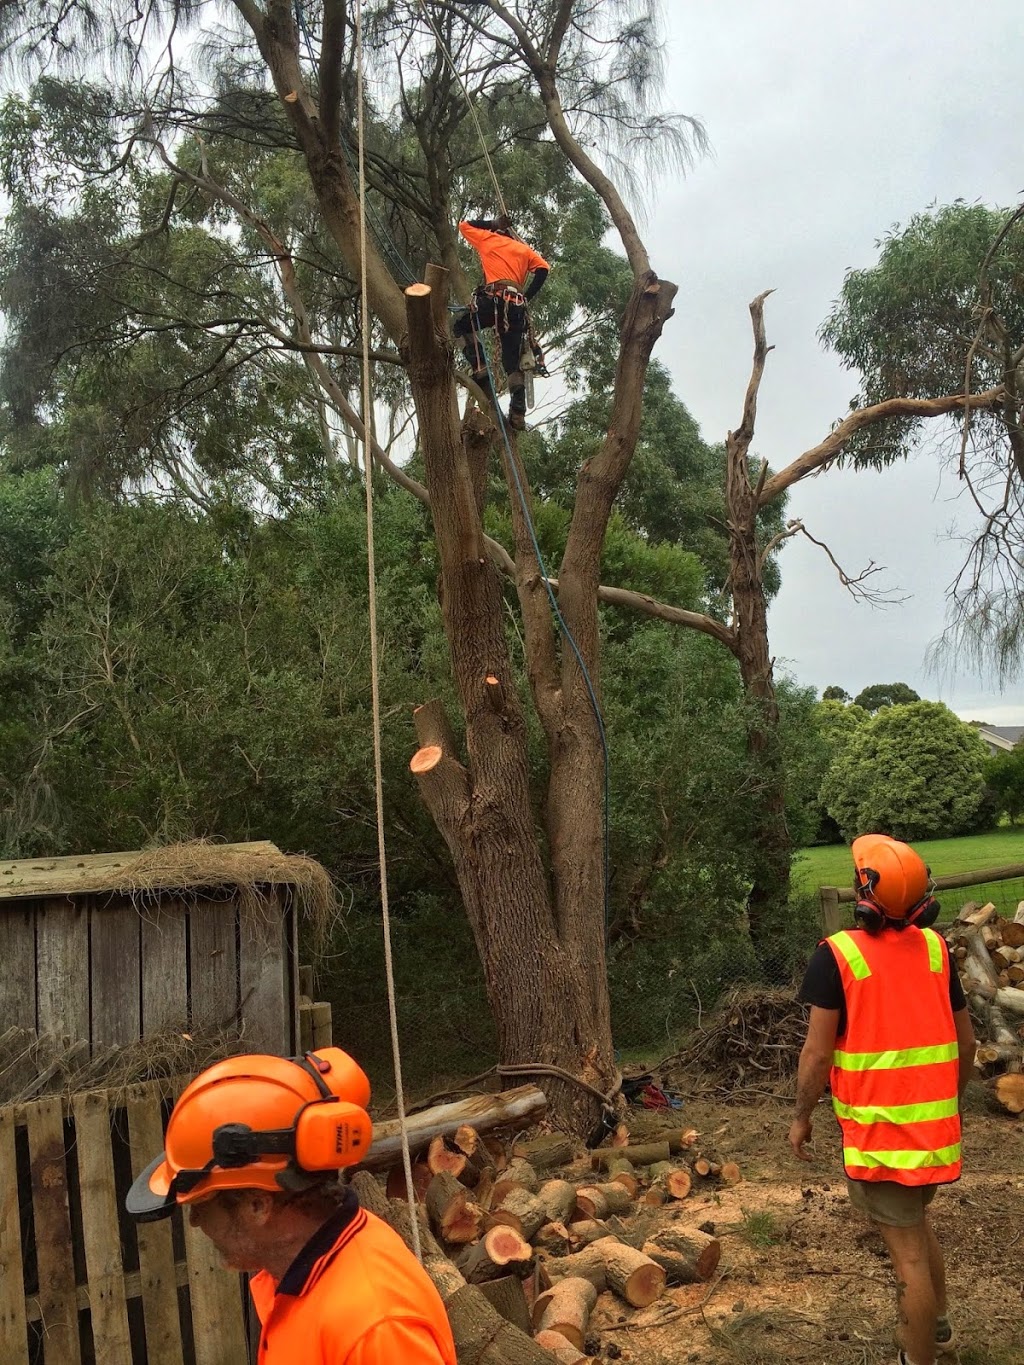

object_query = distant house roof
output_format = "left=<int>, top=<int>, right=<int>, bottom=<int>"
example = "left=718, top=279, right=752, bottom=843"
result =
left=975, top=724, right=1024, bottom=752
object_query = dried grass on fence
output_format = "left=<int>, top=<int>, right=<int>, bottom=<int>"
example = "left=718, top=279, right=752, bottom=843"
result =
left=0, top=1023, right=249, bottom=1107
left=660, top=988, right=808, bottom=1101
left=107, top=838, right=340, bottom=947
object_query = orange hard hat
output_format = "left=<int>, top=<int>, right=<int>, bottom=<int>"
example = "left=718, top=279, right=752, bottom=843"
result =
left=851, top=834, right=930, bottom=919
left=126, top=1048, right=373, bottom=1222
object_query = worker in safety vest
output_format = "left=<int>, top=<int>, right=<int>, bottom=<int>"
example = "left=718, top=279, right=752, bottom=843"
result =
left=454, top=214, right=550, bottom=430
left=126, top=1048, right=456, bottom=1365
left=790, top=835, right=975, bottom=1365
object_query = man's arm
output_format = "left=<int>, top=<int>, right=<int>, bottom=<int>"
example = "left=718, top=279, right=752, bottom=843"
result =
left=953, top=1005, right=976, bottom=1099
left=789, top=1005, right=839, bottom=1162
left=524, top=266, right=548, bottom=301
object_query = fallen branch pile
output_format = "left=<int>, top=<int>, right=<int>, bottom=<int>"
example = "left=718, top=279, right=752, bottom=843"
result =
left=351, top=1094, right=744, bottom=1363
left=945, top=899, right=1024, bottom=1116
left=660, top=988, right=808, bottom=1099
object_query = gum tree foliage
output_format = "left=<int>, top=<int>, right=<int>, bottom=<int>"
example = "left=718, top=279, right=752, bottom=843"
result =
left=821, top=201, right=1024, bottom=679
left=852, top=681, right=921, bottom=713
left=820, top=700, right=992, bottom=842
left=984, top=745, right=1024, bottom=825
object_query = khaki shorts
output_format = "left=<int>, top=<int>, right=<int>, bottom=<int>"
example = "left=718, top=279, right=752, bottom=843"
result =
left=845, top=1177, right=937, bottom=1227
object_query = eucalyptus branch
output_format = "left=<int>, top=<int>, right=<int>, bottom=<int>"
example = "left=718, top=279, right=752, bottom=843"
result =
left=797, top=525, right=907, bottom=605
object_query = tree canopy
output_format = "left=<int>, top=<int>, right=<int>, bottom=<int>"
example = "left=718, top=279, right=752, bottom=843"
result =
left=852, top=681, right=921, bottom=713
left=820, top=700, right=991, bottom=842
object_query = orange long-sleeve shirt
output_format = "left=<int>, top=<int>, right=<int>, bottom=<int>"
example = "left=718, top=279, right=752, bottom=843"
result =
left=459, top=220, right=550, bottom=287
left=249, top=1192, right=456, bottom=1364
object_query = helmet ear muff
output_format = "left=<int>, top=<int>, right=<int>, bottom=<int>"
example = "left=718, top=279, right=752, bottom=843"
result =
left=853, top=899, right=885, bottom=933
left=904, top=894, right=940, bottom=930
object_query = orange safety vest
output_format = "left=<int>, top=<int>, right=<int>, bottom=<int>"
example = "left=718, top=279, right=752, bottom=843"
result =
left=458, top=221, right=550, bottom=287
left=249, top=1196, right=457, bottom=1364
left=824, top=925, right=961, bottom=1186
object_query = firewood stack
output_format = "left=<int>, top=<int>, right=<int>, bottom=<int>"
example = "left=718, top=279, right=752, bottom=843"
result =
left=350, top=1108, right=736, bottom=1364
left=944, top=899, right=1024, bottom=1116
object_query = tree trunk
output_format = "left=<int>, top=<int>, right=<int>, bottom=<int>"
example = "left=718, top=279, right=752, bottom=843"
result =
left=726, top=425, right=792, bottom=966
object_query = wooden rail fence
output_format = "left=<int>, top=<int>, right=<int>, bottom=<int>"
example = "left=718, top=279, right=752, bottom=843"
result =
left=819, top=860, right=1024, bottom=935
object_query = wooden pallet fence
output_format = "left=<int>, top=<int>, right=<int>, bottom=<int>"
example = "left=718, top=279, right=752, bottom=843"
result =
left=0, top=1081, right=251, bottom=1365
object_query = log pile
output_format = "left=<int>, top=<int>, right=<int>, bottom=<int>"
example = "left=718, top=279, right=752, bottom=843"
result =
left=351, top=1094, right=733, bottom=1363
left=944, top=899, right=1024, bottom=1116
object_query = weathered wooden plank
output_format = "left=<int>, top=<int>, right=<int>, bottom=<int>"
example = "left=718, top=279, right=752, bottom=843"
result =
left=183, top=1214, right=250, bottom=1365
left=0, top=905, right=37, bottom=1032
left=239, top=892, right=289, bottom=1053
left=25, top=1095, right=81, bottom=1364
left=125, top=1086, right=185, bottom=1365
left=0, top=842, right=279, bottom=901
left=141, top=898, right=189, bottom=1032
left=188, top=899, right=239, bottom=1031
left=35, top=898, right=89, bottom=1042
left=89, top=896, right=142, bottom=1047
left=72, top=1091, right=132, bottom=1359
left=0, top=1105, right=29, bottom=1362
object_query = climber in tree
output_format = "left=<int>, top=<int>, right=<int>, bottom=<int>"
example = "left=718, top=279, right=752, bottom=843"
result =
left=454, top=213, right=550, bottom=431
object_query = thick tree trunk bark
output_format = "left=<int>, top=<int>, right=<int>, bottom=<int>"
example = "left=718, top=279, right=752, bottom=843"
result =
left=403, top=280, right=614, bottom=1133
left=725, top=441, right=792, bottom=966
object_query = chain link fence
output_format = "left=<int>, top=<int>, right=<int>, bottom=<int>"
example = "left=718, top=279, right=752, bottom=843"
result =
left=325, top=865, right=1024, bottom=1110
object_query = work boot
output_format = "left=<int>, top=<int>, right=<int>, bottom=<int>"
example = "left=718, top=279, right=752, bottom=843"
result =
left=935, top=1317, right=956, bottom=1354
left=507, top=372, right=527, bottom=431
left=470, top=369, right=494, bottom=406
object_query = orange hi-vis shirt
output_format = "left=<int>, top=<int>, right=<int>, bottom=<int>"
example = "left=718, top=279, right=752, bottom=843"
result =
left=249, top=1189, right=457, bottom=1365
left=459, top=220, right=550, bottom=287
left=825, top=925, right=961, bottom=1187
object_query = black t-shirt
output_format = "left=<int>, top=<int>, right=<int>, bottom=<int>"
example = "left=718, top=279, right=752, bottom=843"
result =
left=799, top=937, right=967, bottom=1038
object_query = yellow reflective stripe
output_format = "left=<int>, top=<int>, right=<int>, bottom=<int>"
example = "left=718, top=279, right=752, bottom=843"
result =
left=833, top=1097, right=959, bottom=1124
left=833, top=1041, right=958, bottom=1071
left=830, top=930, right=871, bottom=980
left=843, top=1143, right=961, bottom=1171
left=922, top=927, right=944, bottom=973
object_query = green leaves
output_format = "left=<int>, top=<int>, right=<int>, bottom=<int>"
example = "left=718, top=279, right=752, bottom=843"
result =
left=820, top=700, right=991, bottom=842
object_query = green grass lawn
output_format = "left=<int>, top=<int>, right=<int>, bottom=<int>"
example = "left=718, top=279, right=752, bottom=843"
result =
left=793, top=826, right=1024, bottom=917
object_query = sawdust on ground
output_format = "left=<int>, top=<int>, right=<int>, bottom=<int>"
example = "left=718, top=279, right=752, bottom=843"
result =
left=569, top=1089, right=1024, bottom=1365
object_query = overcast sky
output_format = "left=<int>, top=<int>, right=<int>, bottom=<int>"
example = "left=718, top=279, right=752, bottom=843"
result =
left=638, top=0, right=1024, bottom=723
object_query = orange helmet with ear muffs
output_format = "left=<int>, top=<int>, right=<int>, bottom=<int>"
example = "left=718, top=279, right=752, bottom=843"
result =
left=126, top=1048, right=373, bottom=1222
left=851, top=833, right=939, bottom=932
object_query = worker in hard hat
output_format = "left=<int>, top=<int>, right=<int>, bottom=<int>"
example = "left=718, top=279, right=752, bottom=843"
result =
left=790, top=835, right=976, bottom=1365
left=454, top=213, right=550, bottom=431
left=127, top=1048, right=456, bottom=1364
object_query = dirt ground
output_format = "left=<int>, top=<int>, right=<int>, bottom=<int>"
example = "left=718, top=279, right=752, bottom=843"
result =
left=570, top=1087, right=1024, bottom=1365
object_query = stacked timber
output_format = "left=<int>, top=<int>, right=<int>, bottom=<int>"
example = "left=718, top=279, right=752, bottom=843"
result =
left=351, top=1098, right=728, bottom=1363
left=945, top=900, right=1024, bottom=1116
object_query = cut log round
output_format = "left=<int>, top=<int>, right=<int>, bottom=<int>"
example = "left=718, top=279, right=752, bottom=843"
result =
left=490, top=1187, right=546, bottom=1241
left=567, top=1218, right=610, bottom=1247
left=572, top=1186, right=609, bottom=1221
left=646, top=1226, right=721, bottom=1281
left=536, top=1179, right=577, bottom=1225
left=719, top=1162, right=743, bottom=1186
left=534, top=1276, right=598, bottom=1348
left=425, top=1172, right=483, bottom=1244
left=533, top=1222, right=573, bottom=1257
left=992, top=1073, right=1024, bottom=1115
left=386, top=1159, right=432, bottom=1202
left=502, top=1157, right=539, bottom=1192
left=591, top=1141, right=671, bottom=1170
left=542, top=1245, right=608, bottom=1293
left=428, top=1133, right=469, bottom=1179
left=591, top=1182, right=634, bottom=1215
left=588, top=1237, right=666, bottom=1307
left=456, top=1225, right=533, bottom=1284
left=534, top=1329, right=588, bottom=1364
left=512, top=1133, right=574, bottom=1170
left=477, top=1275, right=532, bottom=1335
left=641, top=1184, right=666, bottom=1207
